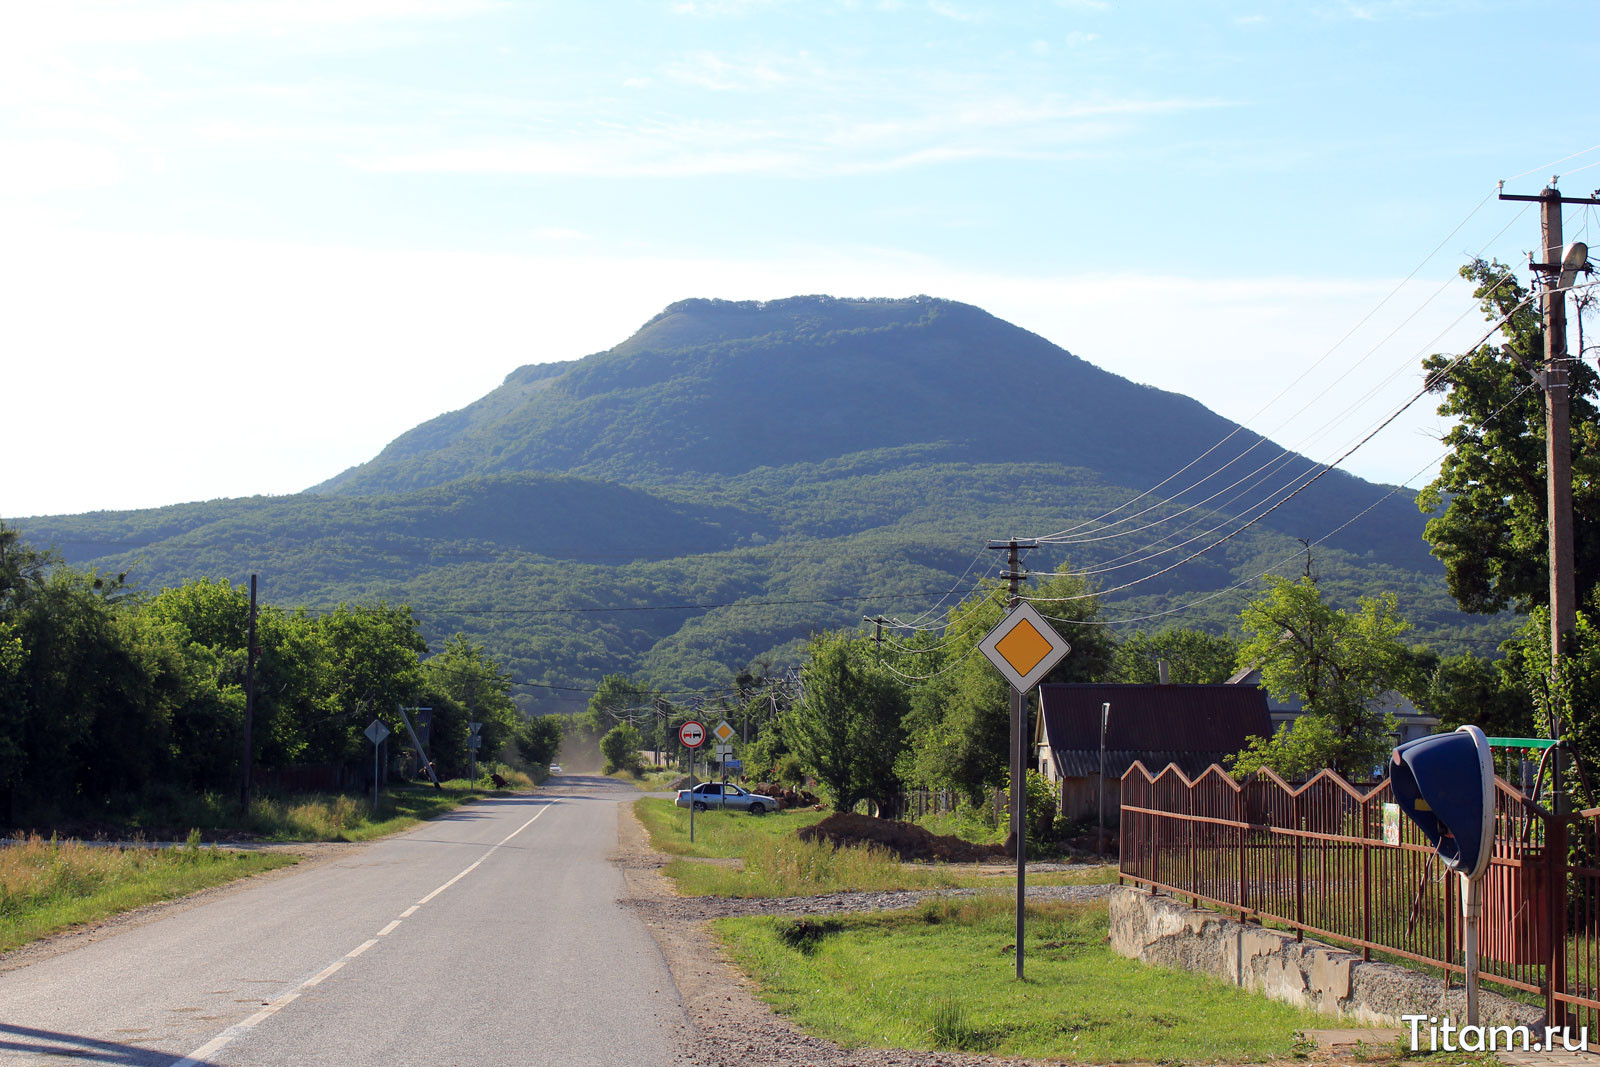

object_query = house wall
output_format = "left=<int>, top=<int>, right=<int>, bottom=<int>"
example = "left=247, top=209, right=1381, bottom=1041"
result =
left=1059, top=774, right=1122, bottom=827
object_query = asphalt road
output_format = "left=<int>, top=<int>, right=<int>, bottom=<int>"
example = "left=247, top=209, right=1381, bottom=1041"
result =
left=0, top=777, right=687, bottom=1066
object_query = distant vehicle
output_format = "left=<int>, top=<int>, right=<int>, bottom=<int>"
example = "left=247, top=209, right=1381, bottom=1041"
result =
left=548, top=764, right=562, bottom=775
left=675, top=782, right=776, bottom=815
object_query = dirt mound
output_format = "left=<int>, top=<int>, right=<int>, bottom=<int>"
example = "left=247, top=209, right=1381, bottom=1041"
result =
left=796, top=812, right=1006, bottom=864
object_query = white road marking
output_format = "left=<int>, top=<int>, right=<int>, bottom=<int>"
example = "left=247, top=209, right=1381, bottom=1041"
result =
left=378, top=920, right=402, bottom=936
left=167, top=799, right=554, bottom=1066
left=415, top=805, right=550, bottom=905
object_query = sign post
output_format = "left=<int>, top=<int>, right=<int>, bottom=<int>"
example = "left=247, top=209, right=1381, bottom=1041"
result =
left=679, top=720, right=706, bottom=841
left=977, top=600, right=1071, bottom=981
left=1390, top=725, right=1495, bottom=1025
left=364, top=718, right=391, bottom=812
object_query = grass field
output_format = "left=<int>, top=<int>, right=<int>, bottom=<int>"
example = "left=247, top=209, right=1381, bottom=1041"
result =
left=635, top=798, right=1118, bottom=897
left=715, top=895, right=1335, bottom=1062
left=0, top=834, right=296, bottom=953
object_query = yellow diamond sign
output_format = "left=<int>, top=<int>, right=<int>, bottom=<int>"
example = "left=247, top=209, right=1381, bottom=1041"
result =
left=978, top=601, right=1071, bottom=692
left=712, top=720, right=736, bottom=744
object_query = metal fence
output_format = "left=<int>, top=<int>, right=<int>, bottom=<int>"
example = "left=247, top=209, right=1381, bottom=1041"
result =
left=1117, top=760, right=1596, bottom=1027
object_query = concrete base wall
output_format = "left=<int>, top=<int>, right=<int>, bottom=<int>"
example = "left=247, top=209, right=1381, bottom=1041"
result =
left=1108, top=885, right=1543, bottom=1028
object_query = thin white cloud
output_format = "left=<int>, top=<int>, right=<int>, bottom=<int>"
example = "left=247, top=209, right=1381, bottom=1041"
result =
left=662, top=51, right=799, bottom=92
left=928, top=1, right=985, bottom=22
left=357, top=90, right=1227, bottom=178
left=668, top=0, right=785, bottom=15
left=9, top=0, right=505, bottom=45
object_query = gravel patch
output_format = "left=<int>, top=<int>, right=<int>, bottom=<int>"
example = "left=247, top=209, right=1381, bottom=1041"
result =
left=624, top=882, right=1112, bottom=922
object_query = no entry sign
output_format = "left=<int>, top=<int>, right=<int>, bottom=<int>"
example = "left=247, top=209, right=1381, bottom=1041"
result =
left=678, top=720, right=706, bottom=749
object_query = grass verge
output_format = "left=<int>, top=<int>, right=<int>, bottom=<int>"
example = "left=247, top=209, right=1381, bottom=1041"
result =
left=0, top=834, right=296, bottom=953
left=609, top=768, right=683, bottom=791
left=636, top=798, right=1118, bottom=897
left=715, top=896, right=1335, bottom=1062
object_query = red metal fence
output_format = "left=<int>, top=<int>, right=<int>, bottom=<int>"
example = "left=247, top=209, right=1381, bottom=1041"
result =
left=1117, top=760, right=1600, bottom=1027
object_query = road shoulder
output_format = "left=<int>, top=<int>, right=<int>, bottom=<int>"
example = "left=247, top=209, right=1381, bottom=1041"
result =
left=613, top=800, right=1046, bottom=1067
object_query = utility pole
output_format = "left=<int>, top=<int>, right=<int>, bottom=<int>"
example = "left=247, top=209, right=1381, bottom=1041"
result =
left=1499, top=181, right=1600, bottom=796
left=988, top=537, right=1037, bottom=980
left=240, top=574, right=258, bottom=813
left=865, top=615, right=888, bottom=662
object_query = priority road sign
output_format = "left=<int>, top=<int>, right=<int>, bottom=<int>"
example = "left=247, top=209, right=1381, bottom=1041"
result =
left=712, top=720, right=735, bottom=744
left=978, top=601, right=1071, bottom=693
left=679, top=720, right=706, bottom=749
left=364, top=719, right=391, bottom=745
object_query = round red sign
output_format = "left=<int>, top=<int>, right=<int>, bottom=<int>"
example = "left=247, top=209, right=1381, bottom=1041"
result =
left=678, top=720, right=706, bottom=748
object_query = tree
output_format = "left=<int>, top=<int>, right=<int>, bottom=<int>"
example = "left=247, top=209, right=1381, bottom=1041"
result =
left=422, top=634, right=520, bottom=777
left=599, top=723, right=643, bottom=776
left=1412, top=649, right=1532, bottom=738
left=1417, top=258, right=1600, bottom=615
left=1110, top=628, right=1241, bottom=684
left=516, top=715, right=564, bottom=768
left=1229, top=576, right=1413, bottom=779
left=783, top=632, right=907, bottom=813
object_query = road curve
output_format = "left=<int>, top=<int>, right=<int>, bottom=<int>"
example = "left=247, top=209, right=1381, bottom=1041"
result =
left=0, top=776, right=686, bottom=1066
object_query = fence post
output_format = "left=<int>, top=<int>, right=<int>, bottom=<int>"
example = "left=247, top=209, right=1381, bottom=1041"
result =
left=1548, top=813, right=1568, bottom=1030
left=1238, top=785, right=1249, bottom=923
left=1293, top=791, right=1304, bottom=941
left=1361, top=802, right=1373, bottom=962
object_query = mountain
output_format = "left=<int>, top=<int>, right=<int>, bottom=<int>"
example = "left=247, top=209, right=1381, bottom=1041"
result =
left=12, top=296, right=1510, bottom=713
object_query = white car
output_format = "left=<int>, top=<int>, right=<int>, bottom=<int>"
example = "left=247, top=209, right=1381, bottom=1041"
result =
left=548, top=764, right=562, bottom=775
left=675, top=782, right=776, bottom=814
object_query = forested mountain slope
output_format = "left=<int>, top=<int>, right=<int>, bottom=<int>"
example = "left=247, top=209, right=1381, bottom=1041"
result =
left=14, top=296, right=1509, bottom=713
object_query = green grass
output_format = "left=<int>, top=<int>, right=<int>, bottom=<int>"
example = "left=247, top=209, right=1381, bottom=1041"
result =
left=636, top=798, right=1120, bottom=897
left=0, top=834, right=296, bottom=952
left=715, top=896, right=1338, bottom=1062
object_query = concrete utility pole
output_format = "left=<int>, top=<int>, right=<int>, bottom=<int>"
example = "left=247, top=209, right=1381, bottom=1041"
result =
left=1498, top=181, right=1600, bottom=748
left=240, top=574, right=258, bottom=813
left=988, top=537, right=1037, bottom=980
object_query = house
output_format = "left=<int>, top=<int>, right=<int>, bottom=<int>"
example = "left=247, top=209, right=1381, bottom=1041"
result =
left=1034, top=682, right=1272, bottom=826
left=1225, top=666, right=1438, bottom=745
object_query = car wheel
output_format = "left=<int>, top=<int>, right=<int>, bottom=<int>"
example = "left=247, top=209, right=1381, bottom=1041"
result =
left=692, top=801, right=707, bottom=812
left=748, top=802, right=765, bottom=815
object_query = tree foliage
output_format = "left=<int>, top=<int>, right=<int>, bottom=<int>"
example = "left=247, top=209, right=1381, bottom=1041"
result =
left=1229, top=575, right=1413, bottom=779
left=782, top=632, right=907, bottom=813
left=1418, top=258, right=1600, bottom=615
left=1110, top=628, right=1241, bottom=684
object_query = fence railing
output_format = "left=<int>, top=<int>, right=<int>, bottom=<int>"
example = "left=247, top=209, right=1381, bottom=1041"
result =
left=1118, top=760, right=1578, bottom=1024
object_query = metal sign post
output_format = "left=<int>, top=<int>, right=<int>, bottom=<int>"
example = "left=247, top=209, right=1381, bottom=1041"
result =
left=679, top=720, right=706, bottom=842
left=978, top=601, right=1071, bottom=981
left=364, top=719, right=391, bottom=812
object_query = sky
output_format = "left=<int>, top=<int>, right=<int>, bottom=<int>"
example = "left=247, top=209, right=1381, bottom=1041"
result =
left=5, top=0, right=1600, bottom=518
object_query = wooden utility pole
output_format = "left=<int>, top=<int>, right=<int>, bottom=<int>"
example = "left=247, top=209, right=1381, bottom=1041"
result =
left=240, top=574, right=258, bottom=813
left=988, top=537, right=1037, bottom=980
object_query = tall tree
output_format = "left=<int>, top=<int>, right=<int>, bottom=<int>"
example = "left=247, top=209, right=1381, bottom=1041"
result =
left=1417, top=258, right=1600, bottom=614
left=1230, top=575, right=1413, bottom=779
left=1110, top=628, right=1241, bottom=684
left=783, top=632, right=907, bottom=813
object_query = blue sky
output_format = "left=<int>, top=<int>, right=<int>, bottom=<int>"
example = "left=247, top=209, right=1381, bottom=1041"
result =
left=5, top=0, right=1599, bottom=517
